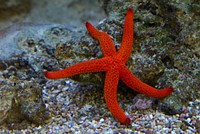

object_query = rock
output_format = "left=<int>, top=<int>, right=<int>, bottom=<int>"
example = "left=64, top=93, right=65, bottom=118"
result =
left=0, top=0, right=30, bottom=21
left=0, top=0, right=105, bottom=129
left=51, top=0, right=200, bottom=115
left=0, top=23, right=61, bottom=128
left=0, top=0, right=199, bottom=130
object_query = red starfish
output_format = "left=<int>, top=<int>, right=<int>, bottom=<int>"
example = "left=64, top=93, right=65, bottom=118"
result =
left=45, top=9, right=173, bottom=125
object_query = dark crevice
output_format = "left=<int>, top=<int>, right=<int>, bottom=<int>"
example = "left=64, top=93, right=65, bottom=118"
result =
left=161, top=55, right=174, bottom=69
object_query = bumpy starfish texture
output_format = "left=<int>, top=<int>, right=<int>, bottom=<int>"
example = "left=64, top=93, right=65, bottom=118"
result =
left=45, top=9, right=173, bottom=125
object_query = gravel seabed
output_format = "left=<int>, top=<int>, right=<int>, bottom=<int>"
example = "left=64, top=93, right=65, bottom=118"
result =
left=0, top=79, right=199, bottom=133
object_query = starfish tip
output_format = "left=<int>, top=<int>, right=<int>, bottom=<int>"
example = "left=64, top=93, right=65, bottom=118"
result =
left=124, top=117, right=131, bottom=125
left=127, top=8, right=133, bottom=14
left=85, top=22, right=91, bottom=28
left=44, top=71, right=54, bottom=79
left=168, top=86, right=174, bottom=92
left=162, top=86, right=174, bottom=97
left=44, top=71, right=49, bottom=77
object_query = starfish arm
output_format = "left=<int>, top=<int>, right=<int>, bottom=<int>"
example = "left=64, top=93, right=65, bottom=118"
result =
left=119, top=66, right=173, bottom=98
left=45, top=57, right=111, bottom=79
left=117, top=9, right=134, bottom=63
left=86, top=22, right=116, bottom=57
left=104, top=69, right=131, bottom=125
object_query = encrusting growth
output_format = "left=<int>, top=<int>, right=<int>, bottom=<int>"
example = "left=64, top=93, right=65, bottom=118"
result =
left=45, top=9, right=173, bottom=125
